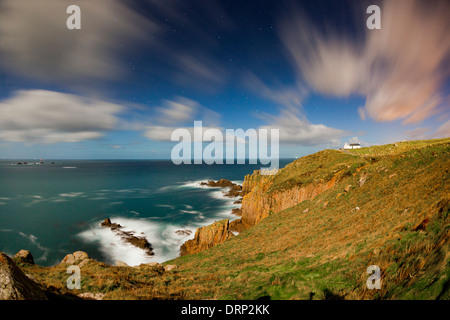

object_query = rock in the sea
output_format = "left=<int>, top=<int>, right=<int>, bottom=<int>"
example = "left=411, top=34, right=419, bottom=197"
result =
left=200, top=179, right=243, bottom=198
left=101, top=218, right=121, bottom=230
left=101, top=218, right=154, bottom=256
left=121, top=234, right=154, bottom=256
left=175, top=229, right=192, bottom=236
left=180, top=219, right=234, bottom=256
left=0, top=252, right=47, bottom=300
left=14, top=250, right=34, bottom=265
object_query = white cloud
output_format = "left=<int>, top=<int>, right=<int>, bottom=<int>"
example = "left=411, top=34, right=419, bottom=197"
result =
left=259, top=109, right=348, bottom=146
left=156, top=97, right=200, bottom=125
left=280, top=0, right=450, bottom=124
left=0, top=90, right=124, bottom=143
left=0, top=0, right=155, bottom=84
left=244, top=72, right=348, bottom=146
left=432, top=120, right=450, bottom=139
left=143, top=96, right=224, bottom=141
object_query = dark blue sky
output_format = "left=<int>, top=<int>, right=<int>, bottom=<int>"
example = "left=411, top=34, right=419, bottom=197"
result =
left=0, top=0, right=448, bottom=159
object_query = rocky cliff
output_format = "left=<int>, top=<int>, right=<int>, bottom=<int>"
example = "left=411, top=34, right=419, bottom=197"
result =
left=180, top=219, right=234, bottom=256
left=230, top=165, right=346, bottom=231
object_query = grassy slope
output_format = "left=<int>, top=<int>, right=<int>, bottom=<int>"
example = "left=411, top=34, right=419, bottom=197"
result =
left=18, top=138, right=450, bottom=300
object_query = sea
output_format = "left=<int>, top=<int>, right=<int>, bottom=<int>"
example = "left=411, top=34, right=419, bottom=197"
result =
left=0, top=159, right=292, bottom=266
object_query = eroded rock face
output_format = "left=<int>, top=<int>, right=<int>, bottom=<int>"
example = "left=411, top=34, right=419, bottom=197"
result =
left=180, top=219, right=234, bottom=256
left=232, top=169, right=343, bottom=231
left=0, top=252, right=47, bottom=300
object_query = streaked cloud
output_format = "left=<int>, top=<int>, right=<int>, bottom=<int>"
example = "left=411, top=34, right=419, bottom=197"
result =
left=143, top=97, right=222, bottom=141
left=244, top=72, right=348, bottom=145
left=259, top=109, right=348, bottom=146
left=0, top=0, right=155, bottom=84
left=280, top=0, right=450, bottom=124
left=0, top=90, right=124, bottom=143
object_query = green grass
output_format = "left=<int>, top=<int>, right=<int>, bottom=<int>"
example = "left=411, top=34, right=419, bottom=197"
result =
left=16, top=137, right=450, bottom=300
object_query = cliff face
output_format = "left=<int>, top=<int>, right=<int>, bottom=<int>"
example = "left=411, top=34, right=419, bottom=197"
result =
left=180, top=219, right=234, bottom=256
left=233, top=167, right=345, bottom=230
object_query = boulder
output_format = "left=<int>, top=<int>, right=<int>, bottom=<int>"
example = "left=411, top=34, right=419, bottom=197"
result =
left=61, top=251, right=89, bottom=265
left=14, top=250, right=34, bottom=265
left=0, top=252, right=47, bottom=300
left=78, top=259, right=92, bottom=268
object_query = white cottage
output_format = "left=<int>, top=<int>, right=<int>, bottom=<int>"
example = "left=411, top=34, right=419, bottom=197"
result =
left=343, top=143, right=361, bottom=149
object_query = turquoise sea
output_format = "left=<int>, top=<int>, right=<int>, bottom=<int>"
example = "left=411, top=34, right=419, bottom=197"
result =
left=0, top=160, right=292, bottom=266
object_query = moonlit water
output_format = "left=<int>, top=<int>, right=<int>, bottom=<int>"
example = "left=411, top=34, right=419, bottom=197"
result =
left=0, top=160, right=291, bottom=266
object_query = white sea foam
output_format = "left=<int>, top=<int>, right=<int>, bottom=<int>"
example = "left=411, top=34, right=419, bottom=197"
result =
left=62, top=167, right=77, bottom=169
left=77, top=178, right=242, bottom=265
left=77, top=217, right=196, bottom=266
left=179, top=209, right=201, bottom=215
left=59, top=192, right=84, bottom=198
left=156, top=204, right=175, bottom=210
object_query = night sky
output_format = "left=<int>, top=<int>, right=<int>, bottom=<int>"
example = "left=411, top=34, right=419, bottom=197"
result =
left=0, top=0, right=449, bottom=159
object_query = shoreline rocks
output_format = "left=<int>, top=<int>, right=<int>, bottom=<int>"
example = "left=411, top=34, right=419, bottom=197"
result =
left=101, top=218, right=154, bottom=256
left=200, top=179, right=243, bottom=199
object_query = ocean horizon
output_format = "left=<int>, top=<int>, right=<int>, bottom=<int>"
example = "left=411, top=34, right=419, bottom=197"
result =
left=0, top=159, right=293, bottom=267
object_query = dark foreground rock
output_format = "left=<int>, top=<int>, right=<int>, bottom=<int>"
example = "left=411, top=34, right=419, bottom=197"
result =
left=0, top=252, right=47, bottom=300
left=101, top=218, right=154, bottom=256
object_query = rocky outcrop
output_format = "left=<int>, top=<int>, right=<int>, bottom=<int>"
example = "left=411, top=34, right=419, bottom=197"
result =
left=101, top=218, right=154, bottom=256
left=175, top=229, right=192, bottom=236
left=200, top=179, right=243, bottom=198
left=0, top=252, right=47, bottom=300
left=241, top=170, right=273, bottom=195
left=180, top=219, right=234, bottom=256
left=14, top=250, right=34, bottom=265
left=230, top=168, right=344, bottom=231
left=61, top=251, right=89, bottom=265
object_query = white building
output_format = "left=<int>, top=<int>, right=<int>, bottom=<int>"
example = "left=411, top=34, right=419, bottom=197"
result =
left=343, top=142, right=361, bottom=149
